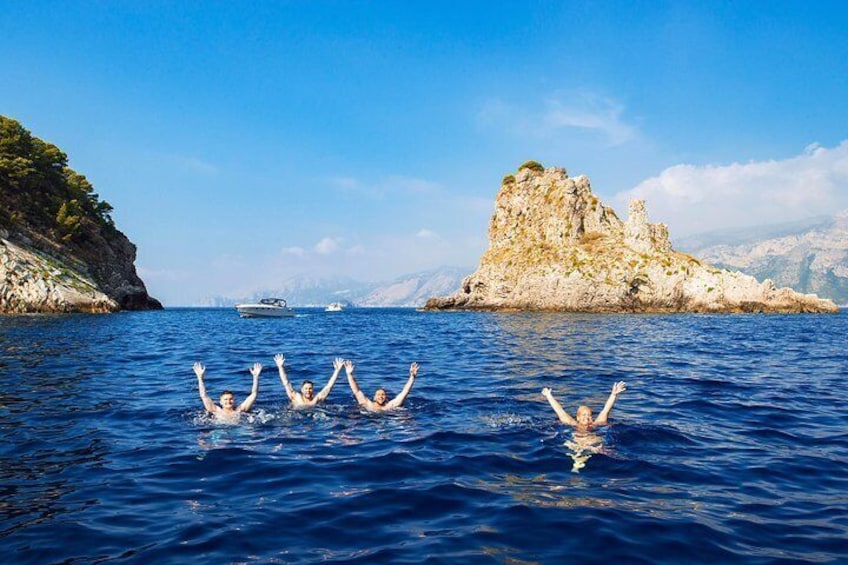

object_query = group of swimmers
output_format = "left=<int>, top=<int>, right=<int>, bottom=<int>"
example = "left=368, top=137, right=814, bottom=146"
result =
left=194, top=354, right=627, bottom=433
left=193, top=354, right=419, bottom=420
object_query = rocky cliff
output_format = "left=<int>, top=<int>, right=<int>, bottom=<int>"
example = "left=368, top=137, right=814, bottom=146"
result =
left=1, top=116, right=161, bottom=313
left=425, top=163, right=838, bottom=313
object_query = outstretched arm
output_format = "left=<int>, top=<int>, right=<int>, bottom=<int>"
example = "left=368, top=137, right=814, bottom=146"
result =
left=345, top=360, right=373, bottom=410
left=316, top=358, right=344, bottom=402
left=542, top=387, right=577, bottom=426
left=594, top=381, right=626, bottom=426
left=385, top=362, right=418, bottom=409
left=274, top=354, right=296, bottom=402
left=238, top=363, right=262, bottom=412
left=194, top=362, right=218, bottom=414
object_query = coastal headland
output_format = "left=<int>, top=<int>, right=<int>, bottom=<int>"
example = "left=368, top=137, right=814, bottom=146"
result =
left=426, top=162, right=838, bottom=313
left=0, top=116, right=161, bottom=313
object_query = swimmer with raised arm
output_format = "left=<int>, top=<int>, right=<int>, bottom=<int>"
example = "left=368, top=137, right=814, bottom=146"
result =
left=193, top=362, right=262, bottom=420
left=541, top=381, right=627, bottom=431
left=274, top=354, right=343, bottom=408
left=345, top=360, right=419, bottom=412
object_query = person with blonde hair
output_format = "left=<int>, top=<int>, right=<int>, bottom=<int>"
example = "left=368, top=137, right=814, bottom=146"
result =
left=541, top=381, right=627, bottom=431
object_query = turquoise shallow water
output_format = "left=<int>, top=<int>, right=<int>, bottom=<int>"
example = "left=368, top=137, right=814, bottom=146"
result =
left=1, top=308, right=847, bottom=564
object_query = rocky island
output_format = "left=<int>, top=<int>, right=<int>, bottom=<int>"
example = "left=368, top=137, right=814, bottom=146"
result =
left=426, top=162, right=838, bottom=313
left=1, top=116, right=161, bottom=313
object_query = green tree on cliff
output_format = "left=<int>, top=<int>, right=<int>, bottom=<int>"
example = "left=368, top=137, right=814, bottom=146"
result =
left=0, top=115, right=115, bottom=242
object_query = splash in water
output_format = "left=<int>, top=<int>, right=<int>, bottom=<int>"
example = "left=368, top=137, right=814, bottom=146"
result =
left=564, top=430, right=606, bottom=473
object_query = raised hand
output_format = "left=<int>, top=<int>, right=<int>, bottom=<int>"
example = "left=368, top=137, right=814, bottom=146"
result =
left=274, top=354, right=285, bottom=368
left=333, top=357, right=344, bottom=371
left=541, top=387, right=552, bottom=397
left=250, top=363, right=263, bottom=378
left=344, top=360, right=354, bottom=376
left=612, top=381, right=626, bottom=395
left=193, top=362, right=206, bottom=379
left=409, top=362, right=419, bottom=378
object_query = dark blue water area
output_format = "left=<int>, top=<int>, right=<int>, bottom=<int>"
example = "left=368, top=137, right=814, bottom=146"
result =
left=1, top=308, right=847, bottom=564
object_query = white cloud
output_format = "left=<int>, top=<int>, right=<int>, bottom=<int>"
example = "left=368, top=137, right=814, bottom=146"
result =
left=159, top=154, right=219, bottom=176
left=182, top=156, right=219, bottom=175
left=314, top=237, right=341, bottom=254
left=542, top=92, right=636, bottom=146
left=386, top=176, right=441, bottom=195
left=478, top=90, right=638, bottom=147
left=285, top=239, right=362, bottom=257
left=136, top=266, right=190, bottom=283
left=615, top=140, right=848, bottom=237
left=281, top=246, right=306, bottom=256
left=327, top=174, right=441, bottom=200
left=210, top=254, right=247, bottom=270
left=329, top=176, right=361, bottom=190
left=416, top=229, right=438, bottom=238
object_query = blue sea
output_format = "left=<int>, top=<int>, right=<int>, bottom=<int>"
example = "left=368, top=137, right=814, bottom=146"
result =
left=1, top=308, right=847, bottom=564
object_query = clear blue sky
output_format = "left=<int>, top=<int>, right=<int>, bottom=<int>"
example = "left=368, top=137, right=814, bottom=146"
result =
left=3, top=1, right=848, bottom=305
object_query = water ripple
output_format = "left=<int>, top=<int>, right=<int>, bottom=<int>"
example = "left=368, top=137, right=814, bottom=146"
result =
left=1, top=308, right=847, bottom=563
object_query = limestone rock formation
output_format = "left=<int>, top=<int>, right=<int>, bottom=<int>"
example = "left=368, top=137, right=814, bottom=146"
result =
left=1, top=235, right=118, bottom=313
left=1, top=225, right=161, bottom=313
left=426, top=163, right=838, bottom=313
left=1, top=116, right=162, bottom=313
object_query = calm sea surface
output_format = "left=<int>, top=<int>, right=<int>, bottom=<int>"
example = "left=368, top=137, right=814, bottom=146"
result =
left=1, top=308, right=847, bottom=564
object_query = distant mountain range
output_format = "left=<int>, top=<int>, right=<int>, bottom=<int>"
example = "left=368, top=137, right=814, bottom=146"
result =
left=675, top=210, right=848, bottom=306
left=201, top=266, right=471, bottom=307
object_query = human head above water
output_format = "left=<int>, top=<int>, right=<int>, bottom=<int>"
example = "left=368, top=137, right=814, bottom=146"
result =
left=219, top=390, right=235, bottom=409
left=300, top=380, right=314, bottom=400
left=576, top=405, right=593, bottom=427
left=373, top=388, right=388, bottom=406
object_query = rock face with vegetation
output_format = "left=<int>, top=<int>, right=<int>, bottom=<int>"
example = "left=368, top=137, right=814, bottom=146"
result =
left=1, top=116, right=161, bottom=313
left=426, top=162, right=838, bottom=313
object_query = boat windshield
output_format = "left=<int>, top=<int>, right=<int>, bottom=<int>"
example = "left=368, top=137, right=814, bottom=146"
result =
left=259, top=298, right=287, bottom=307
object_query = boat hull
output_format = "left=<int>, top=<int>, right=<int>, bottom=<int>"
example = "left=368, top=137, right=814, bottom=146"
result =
left=235, top=305, right=295, bottom=318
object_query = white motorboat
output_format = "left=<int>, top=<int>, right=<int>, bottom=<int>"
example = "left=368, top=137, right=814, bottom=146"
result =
left=235, top=298, right=295, bottom=318
left=325, top=302, right=344, bottom=312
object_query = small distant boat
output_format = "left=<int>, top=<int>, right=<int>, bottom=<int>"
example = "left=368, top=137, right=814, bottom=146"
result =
left=325, top=302, right=344, bottom=312
left=235, top=298, right=295, bottom=318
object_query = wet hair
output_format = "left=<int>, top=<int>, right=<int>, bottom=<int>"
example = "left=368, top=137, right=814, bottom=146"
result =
left=301, top=380, right=314, bottom=388
left=220, top=390, right=234, bottom=397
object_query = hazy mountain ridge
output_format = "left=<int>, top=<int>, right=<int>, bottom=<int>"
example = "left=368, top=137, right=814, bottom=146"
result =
left=201, top=266, right=470, bottom=307
left=677, top=210, right=848, bottom=305
left=674, top=215, right=835, bottom=251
